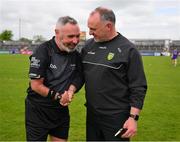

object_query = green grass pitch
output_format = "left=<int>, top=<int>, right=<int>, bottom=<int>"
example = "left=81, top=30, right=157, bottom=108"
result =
left=0, top=54, right=180, bottom=141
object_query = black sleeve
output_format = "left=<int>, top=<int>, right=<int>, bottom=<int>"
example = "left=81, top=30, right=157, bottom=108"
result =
left=127, top=47, right=147, bottom=109
left=71, top=52, right=84, bottom=93
left=29, top=44, right=49, bottom=79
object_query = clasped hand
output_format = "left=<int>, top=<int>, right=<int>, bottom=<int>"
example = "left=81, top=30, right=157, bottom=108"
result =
left=59, top=90, right=74, bottom=106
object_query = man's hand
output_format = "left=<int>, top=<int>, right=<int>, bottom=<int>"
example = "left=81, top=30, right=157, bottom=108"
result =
left=59, top=90, right=75, bottom=106
left=121, top=117, right=137, bottom=138
left=67, top=89, right=74, bottom=102
left=59, top=84, right=76, bottom=106
left=59, top=91, right=69, bottom=106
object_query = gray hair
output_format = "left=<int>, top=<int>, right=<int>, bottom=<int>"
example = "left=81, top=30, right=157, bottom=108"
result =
left=56, top=16, right=78, bottom=29
left=93, top=7, right=116, bottom=24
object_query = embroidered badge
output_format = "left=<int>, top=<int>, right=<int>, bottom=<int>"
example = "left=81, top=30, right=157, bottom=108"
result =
left=30, top=57, right=40, bottom=68
left=107, top=52, right=114, bottom=60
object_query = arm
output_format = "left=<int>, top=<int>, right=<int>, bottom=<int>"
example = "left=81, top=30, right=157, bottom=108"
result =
left=121, top=107, right=140, bottom=138
left=60, top=53, right=84, bottom=106
left=30, top=78, right=49, bottom=97
left=70, top=52, right=84, bottom=92
left=29, top=45, right=61, bottom=100
left=127, top=48, right=147, bottom=109
left=122, top=48, right=147, bottom=138
left=29, top=44, right=49, bottom=97
left=60, top=52, right=84, bottom=106
left=31, top=78, right=61, bottom=100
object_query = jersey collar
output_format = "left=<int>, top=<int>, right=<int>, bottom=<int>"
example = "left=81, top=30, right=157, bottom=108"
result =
left=50, top=36, right=68, bottom=55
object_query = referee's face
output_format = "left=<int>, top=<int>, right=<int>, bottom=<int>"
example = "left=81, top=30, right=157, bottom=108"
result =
left=57, top=23, right=80, bottom=52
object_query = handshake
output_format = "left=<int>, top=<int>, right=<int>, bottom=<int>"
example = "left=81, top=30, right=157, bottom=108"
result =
left=59, top=89, right=75, bottom=106
left=48, top=85, right=76, bottom=106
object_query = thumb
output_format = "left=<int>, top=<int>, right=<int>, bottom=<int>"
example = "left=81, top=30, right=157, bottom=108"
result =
left=61, top=91, right=67, bottom=96
left=69, top=93, right=73, bottom=102
left=63, top=91, right=68, bottom=96
left=123, top=120, right=128, bottom=128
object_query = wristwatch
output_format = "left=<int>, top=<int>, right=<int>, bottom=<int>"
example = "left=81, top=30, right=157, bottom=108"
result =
left=129, top=114, right=139, bottom=121
left=48, top=89, right=62, bottom=100
left=54, top=92, right=62, bottom=100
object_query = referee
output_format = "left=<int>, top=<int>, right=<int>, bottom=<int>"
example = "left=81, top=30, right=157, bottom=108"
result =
left=25, top=16, right=83, bottom=141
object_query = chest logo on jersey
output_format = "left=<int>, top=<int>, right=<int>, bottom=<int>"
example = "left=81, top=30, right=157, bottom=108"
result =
left=50, top=64, right=57, bottom=69
left=70, top=64, right=76, bottom=70
left=107, top=52, right=115, bottom=61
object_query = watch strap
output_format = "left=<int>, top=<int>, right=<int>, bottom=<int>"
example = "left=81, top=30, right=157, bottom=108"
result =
left=48, top=89, right=61, bottom=100
left=129, top=114, right=139, bottom=121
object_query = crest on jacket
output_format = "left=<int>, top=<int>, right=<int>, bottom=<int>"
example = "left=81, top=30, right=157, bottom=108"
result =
left=107, top=52, right=114, bottom=60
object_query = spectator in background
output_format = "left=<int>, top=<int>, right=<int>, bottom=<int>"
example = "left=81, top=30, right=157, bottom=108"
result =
left=11, top=48, right=15, bottom=54
left=81, top=7, right=147, bottom=141
left=25, top=16, right=83, bottom=141
left=171, top=48, right=178, bottom=67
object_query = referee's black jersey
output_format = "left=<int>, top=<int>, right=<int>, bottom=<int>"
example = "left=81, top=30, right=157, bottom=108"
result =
left=82, top=33, right=147, bottom=115
left=27, top=37, right=83, bottom=108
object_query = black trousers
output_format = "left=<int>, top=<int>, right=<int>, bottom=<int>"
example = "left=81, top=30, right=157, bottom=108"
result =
left=25, top=98, right=70, bottom=141
left=86, top=108, right=129, bottom=141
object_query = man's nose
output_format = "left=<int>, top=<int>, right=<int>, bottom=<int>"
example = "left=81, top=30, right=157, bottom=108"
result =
left=72, top=37, right=79, bottom=44
left=89, top=30, right=94, bottom=35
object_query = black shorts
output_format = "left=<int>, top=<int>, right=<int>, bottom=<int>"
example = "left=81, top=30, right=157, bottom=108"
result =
left=86, top=108, right=129, bottom=141
left=25, top=98, right=70, bottom=141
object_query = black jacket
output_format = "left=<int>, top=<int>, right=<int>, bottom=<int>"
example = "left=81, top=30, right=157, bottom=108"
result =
left=82, top=33, right=147, bottom=115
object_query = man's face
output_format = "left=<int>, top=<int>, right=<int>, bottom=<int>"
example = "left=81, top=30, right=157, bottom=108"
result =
left=88, top=12, right=109, bottom=42
left=56, top=23, right=80, bottom=52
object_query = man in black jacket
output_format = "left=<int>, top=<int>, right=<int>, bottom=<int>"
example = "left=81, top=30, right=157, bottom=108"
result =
left=25, top=16, right=83, bottom=141
left=82, top=7, right=147, bottom=141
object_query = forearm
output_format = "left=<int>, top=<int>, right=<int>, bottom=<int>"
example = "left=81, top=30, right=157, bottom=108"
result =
left=129, top=87, right=147, bottom=109
left=71, top=54, right=84, bottom=92
left=130, top=107, right=141, bottom=115
left=30, top=79, right=49, bottom=97
left=71, top=77, right=84, bottom=93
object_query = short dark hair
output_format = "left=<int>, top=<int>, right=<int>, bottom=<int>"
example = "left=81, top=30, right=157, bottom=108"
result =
left=94, top=7, right=116, bottom=24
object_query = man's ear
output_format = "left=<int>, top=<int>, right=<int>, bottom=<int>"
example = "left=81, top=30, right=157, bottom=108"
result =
left=106, top=22, right=113, bottom=30
left=55, top=29, right=59, bottom=34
